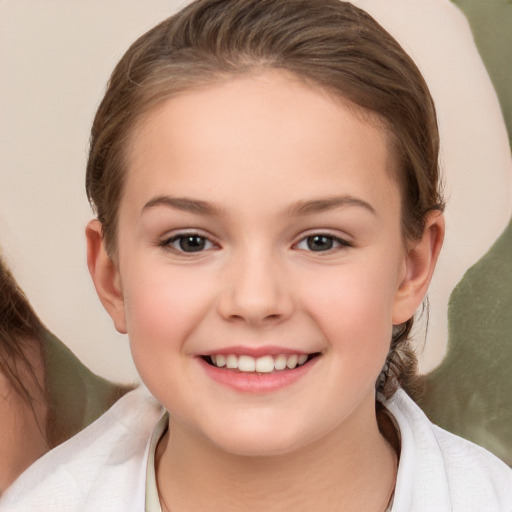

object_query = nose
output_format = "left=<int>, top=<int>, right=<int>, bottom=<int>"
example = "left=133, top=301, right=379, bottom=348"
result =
left=217, top=248, right=294, bottom=326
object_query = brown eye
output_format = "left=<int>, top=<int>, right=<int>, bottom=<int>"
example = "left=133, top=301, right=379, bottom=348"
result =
left=307, top=235, right=335, bottom=251
left=162, top=233, right=214, bottom=253
left=296, top=234, right=350, bottom=252
left=178, top=235, right=206, bottom=252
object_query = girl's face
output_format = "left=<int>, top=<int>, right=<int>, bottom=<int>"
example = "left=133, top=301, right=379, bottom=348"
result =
left=90, top=71, right=436, bottom=456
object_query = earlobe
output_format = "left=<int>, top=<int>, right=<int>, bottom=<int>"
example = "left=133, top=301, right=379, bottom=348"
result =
left=392, top=211, right=445, bottom=325
left=85, top=219, right=127, bottom=334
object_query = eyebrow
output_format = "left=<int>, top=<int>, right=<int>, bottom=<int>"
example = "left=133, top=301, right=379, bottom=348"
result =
left=287, top=196, right=376, bottom=216
left=141, top=196, right=224, bottom=216
left=141, top=194, right=375, bottom=217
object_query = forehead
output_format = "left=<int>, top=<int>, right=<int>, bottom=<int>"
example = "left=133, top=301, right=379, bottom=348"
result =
left=122, top=70, right=400, bottom=218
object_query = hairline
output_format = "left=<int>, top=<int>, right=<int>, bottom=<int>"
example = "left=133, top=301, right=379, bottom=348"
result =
left=104, top=66, right=404, bottom=257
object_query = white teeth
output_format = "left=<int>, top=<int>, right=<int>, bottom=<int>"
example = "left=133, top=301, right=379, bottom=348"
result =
left=255, top=355, right=274, bottom=373
left=209, top=353, right=311, bottom=373
left=274, top=354, right=287, bottom=370
left=238, top=355, right=256, bottom=372
left=226, top=354, right=238, bottom=369
left=286, top=355, right=298, bottom=369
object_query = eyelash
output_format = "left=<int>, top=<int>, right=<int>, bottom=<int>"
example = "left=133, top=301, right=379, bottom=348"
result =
left=159, top=231, right=351, bottom=255
left=294, top=233, right=352, bottom=253
left=159, top=232, right=217, bottom=254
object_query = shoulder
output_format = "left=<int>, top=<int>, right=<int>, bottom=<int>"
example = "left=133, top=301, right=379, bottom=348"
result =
left=0, top=387, right=164, bottom=512
left=385, top=389, right=512, bottom=512
left=430, top=422, right=512, bottom=504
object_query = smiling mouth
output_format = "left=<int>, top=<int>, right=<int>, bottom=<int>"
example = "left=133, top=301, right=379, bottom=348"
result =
left=201, top=353, right=321, bottom=374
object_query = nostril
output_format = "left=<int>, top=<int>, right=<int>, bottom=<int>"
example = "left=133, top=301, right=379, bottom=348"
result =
left=216, top=276, right=294, bottom=325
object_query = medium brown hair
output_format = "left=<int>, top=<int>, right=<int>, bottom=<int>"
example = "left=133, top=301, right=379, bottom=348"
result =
left=86, top=0, right=444, bottom=398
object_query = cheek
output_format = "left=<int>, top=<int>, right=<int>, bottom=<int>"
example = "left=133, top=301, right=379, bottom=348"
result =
left=297, top=255, right=400, bottom=349
left=121, top=260, right=214, bottom=361
left=304, top=262, right=398, bottom=314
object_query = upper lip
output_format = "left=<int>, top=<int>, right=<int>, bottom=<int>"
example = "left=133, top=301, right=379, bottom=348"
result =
left=198, top=346, right=316, bottom=357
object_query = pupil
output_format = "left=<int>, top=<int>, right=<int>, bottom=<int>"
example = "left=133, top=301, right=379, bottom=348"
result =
left=307, top=235, right=333, bottom=251
left=180, top=235, right=205, bottom=252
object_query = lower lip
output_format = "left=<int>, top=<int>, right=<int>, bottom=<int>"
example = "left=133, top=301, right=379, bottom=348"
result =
left=197, top=356, right=319, bottom=393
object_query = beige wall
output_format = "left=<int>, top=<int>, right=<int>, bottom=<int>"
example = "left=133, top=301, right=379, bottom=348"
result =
left=1, top=0, right=511, bottom=384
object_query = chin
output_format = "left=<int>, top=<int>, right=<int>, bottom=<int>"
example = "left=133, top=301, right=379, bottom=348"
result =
left=214, top=434, right=304, bottom=458
left=199, top=416, right=316, bottom=458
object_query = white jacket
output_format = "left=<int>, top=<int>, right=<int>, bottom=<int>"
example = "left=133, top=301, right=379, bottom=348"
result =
left=1, top=388, right=511, bottom=512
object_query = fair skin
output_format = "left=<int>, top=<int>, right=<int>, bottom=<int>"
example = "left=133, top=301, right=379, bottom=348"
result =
left=87, top=71, right=444, bottom=511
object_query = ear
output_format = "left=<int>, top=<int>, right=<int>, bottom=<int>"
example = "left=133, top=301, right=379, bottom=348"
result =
left=392, top=211, right=445, bottom=324
left=86, top=219, right=127, bottom=334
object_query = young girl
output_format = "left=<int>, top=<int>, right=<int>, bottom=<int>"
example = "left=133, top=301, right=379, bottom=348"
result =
left=2, top=0, right=511, bottom=510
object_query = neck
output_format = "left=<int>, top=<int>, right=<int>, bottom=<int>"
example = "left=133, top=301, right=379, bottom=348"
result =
left=156, top=398, right=397, bottom=512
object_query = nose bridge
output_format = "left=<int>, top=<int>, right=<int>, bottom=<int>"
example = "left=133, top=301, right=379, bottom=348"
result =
left=218, top=242, right=292, bottom=325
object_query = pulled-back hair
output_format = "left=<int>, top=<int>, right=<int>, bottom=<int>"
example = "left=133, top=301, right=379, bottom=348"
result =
left=86, top=0, right=444, bottom=398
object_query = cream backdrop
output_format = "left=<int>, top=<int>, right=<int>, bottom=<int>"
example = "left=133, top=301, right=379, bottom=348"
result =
left=1, top=0, right=511, bottom=384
